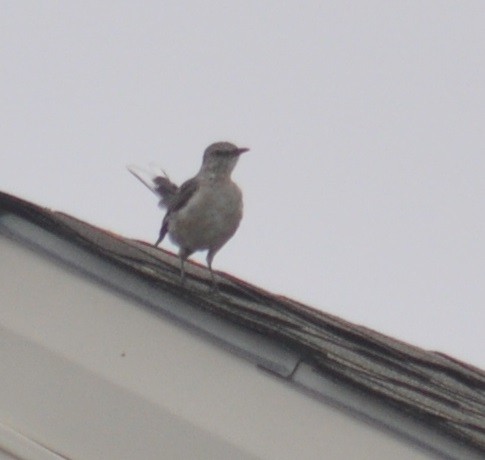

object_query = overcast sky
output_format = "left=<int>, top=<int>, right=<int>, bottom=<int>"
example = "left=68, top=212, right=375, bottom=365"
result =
left=2, top=2, right=484, bottom=369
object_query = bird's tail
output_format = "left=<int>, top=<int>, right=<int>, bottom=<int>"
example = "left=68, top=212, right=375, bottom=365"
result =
left=127, top=164, right=179, bottom=208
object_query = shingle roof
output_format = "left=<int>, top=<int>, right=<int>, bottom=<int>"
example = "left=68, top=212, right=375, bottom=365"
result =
left=1, top=191, right=484, bottom=456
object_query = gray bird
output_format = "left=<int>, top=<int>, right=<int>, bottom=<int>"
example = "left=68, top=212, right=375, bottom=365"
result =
left=128, top=141, right=248, bottom=287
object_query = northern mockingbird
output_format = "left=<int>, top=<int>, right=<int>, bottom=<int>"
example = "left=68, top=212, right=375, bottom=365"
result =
left=128, top=141, right=248, bottom=287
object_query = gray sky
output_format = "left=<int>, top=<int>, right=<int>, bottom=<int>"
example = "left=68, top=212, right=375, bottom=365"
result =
left=2, top=2, right=484, bottom=368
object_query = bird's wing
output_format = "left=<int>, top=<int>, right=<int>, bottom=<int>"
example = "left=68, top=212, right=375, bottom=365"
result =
left=157, top=177, right=199, bottom=246
left=166, top=177, right=199, bottom=214
left=127, top=164, right=179, bottom=208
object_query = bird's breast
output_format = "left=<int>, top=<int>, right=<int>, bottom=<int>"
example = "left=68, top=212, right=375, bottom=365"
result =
left=168, top=181, right=243, bottom=251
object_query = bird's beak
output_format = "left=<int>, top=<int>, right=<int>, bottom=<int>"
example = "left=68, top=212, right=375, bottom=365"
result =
left=236, top=147, right=250, bottom=155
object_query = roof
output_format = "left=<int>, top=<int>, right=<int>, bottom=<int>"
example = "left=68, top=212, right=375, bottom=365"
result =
left=1, top=190, right=484, bottom=457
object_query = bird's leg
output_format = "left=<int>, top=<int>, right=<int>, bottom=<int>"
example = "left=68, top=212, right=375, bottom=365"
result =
left=206, top=251, right=218, bottom=292
left=179, top=256, right=186, bottom=286
left=178, top=248, right=192, bottom=286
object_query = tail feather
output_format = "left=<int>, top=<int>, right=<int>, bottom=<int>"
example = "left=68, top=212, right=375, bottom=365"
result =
left=155, top=220, right=168, bottom=246
left=127, top=164, right=178, bottom=208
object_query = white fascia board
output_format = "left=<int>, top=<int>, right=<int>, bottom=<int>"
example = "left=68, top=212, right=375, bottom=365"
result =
left=1, top=214, right=482, bottom=460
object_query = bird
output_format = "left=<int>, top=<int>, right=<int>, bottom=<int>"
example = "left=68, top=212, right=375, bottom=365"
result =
left=128, top=141, right=248, bottom=288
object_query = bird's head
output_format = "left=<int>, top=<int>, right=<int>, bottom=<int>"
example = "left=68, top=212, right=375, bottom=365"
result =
left=201, top=142, right=249, bottom=177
